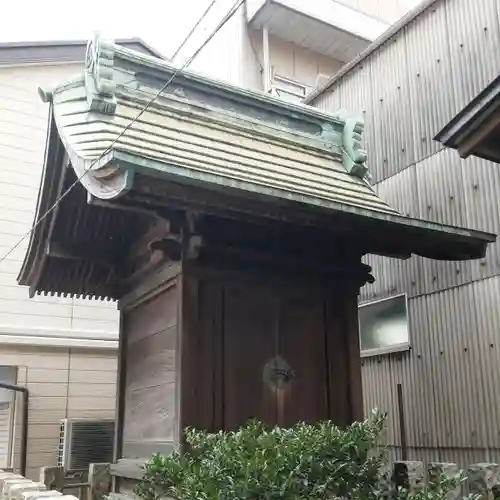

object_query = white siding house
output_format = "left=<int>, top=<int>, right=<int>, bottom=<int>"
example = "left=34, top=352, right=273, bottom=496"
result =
left=0, top=38, right=163, bottom=477
left=176, top=0, right=424, bottom=99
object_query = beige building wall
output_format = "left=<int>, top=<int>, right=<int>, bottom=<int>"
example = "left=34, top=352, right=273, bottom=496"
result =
left=10, top=345, right=116, bottom=480
left=248, top=30, right=345, bottom=92
left=0, top=60, right=118, bottom=478
left=180, top=0, right=424, bottom=92
left=177, top=0, right=344, bottom=92
left=0, top=63, right=119, bottom=338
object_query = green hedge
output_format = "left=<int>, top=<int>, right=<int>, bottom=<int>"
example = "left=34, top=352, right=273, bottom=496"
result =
left=135, top=411, right=474, bottom=500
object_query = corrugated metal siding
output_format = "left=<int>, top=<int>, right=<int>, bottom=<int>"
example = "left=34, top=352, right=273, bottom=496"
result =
left=363, top=279, right=500, bottom=458
left=446, top=0, right=500, bottom=112
left=414, top=149, right=472, bottom=294
left=404, top=2, right=456, bottom=164
left=461, top=156, right=500, bottom=281
left=385, top=446, right=500, bottom=469
left=370, top=33, right=415, bottom=180
left=312, top=0, right=500, bottom=463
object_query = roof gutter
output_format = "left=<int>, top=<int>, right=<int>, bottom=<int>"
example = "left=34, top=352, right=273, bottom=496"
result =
left=434, top=73, right=500, bottom=151
left=303, top=0, right=440, bottom=104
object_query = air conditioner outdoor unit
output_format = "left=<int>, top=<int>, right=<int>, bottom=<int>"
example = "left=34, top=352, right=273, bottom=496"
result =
left=58, top=419, right=115, bottom=470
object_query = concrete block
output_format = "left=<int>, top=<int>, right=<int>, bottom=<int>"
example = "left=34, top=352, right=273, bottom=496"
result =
left=9, top=483, right=46, bottom=500
left=468, top=463, right=500, bottom=499
left=21, top=491, right=62, bottom=500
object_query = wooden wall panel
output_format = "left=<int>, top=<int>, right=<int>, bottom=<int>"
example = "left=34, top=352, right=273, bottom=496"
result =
left=179, top=276, right=223, bottom=433
left=325, top=298, right=351, bottom=426
left=122, top=285, right=178, bottom=459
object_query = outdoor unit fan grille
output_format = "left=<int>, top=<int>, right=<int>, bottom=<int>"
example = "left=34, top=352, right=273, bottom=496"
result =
left=58, top=419, right=114, bottom=470
left=57, top=421, right=66, bottom=467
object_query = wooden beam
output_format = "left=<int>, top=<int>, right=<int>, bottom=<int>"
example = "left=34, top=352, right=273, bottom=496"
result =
left=119, top=262, right=181, bottom=311
left=126, top=188, right=413, bottom=260
left=46, top=241, right=115, bottom=268
left=458, top=112, right=500, bottom=159
left=199, top=242, right=371, bottom=285
left=345, top=296, right=363, bottom=422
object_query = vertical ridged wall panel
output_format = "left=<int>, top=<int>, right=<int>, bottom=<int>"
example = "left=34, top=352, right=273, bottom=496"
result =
left=445, top=0, right=500, bottom=111
left=470, top=277, right=500, bottom=449
left=414, top=149, right=472, bottom=294
left=312, top=0, right=500, bottom=463
left=404, top=2, right=456, bottom=165
left=461, top=156, right=500, bottom=281
left=370, top=33, right=415, bottom=179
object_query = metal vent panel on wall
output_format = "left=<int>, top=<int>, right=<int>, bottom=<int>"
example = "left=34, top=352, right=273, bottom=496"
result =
left=58, top=419, right=115, bottom=470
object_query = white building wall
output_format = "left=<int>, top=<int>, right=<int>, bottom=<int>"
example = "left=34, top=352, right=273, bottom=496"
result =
left=175, top=0, right=248, bottom=86
left=177, top=1, right=344, bottom=92
left=337, top=0, right=424, bottom=24
left=176, top=0, right=423, bottom=93
left=248, top=30, right=345, bottom=91
left=0, top=63, right=118, bottom=344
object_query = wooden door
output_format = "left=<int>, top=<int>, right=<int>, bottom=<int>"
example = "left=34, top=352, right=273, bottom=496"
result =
left=223, top=282, right=277, bottom=429
left=277, top=284, right=329, bottom=426
left=222, top=279, right=330, bottom=429
left=181, top=272, right=358, bottom=433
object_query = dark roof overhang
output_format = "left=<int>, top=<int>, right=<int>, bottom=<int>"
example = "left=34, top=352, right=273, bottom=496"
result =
left=435, top=74, right=500, bottom=164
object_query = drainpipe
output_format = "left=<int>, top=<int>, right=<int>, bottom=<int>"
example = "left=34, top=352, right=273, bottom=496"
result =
left=262, top=26, right=271, bottom=93
left=0, top=383, right=29, bottom=476
left=396, top=383, right=407, bottom=461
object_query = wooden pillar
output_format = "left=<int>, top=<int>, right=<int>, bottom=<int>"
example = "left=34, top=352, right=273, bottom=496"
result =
left=262, top=26, right=271, bottom=93
left=345, top=294, right=364, bottom=422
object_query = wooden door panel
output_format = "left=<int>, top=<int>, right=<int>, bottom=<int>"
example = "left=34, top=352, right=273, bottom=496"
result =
left=180, top=277, right=224, bottom=432
left=278, top=286, right=329, bottom=426
left=223, top=282, right=277, bottom=429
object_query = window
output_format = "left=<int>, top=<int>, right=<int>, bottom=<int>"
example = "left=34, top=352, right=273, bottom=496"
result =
left=0, top=366, right=17, bottom=469
left=358, top=294, right=409, bottom=357
left=269, top=75, right=308, bottom=103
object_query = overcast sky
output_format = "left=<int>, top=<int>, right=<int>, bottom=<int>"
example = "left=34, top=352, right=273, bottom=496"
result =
left=0, top=0, right=424, bottom=59
left=0, top=0, right=213, bottom=58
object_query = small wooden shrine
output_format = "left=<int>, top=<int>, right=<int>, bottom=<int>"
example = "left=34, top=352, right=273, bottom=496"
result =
left=18, top=36, right=494, bottom=487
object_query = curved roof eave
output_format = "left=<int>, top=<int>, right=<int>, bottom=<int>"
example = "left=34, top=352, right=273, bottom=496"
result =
left=15, top=35, right=497, bottom=300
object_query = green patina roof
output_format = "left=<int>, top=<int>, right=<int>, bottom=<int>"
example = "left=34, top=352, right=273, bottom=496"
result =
left=38, top=35, right=387, bottom=215
left=16, top=35, right=496, bottom=299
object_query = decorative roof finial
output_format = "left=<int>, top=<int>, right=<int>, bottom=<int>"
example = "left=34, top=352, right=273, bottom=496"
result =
left=38, top=87, right=53, bottom=103
left=331, top=109, right=369, bottom=180
left=84, top=32, right=117, bottom=114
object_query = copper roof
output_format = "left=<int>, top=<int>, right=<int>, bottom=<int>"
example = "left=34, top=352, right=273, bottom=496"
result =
left=17, top=36, right=495, bottom=299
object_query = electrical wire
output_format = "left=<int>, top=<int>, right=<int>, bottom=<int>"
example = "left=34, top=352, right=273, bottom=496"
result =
left=0, top=0, right=244, bottom=266
left=171, top=0, right=219, bottom=61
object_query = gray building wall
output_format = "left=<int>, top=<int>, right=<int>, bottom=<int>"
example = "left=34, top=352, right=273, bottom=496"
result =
left=310, top=0, right=500, bottom=466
